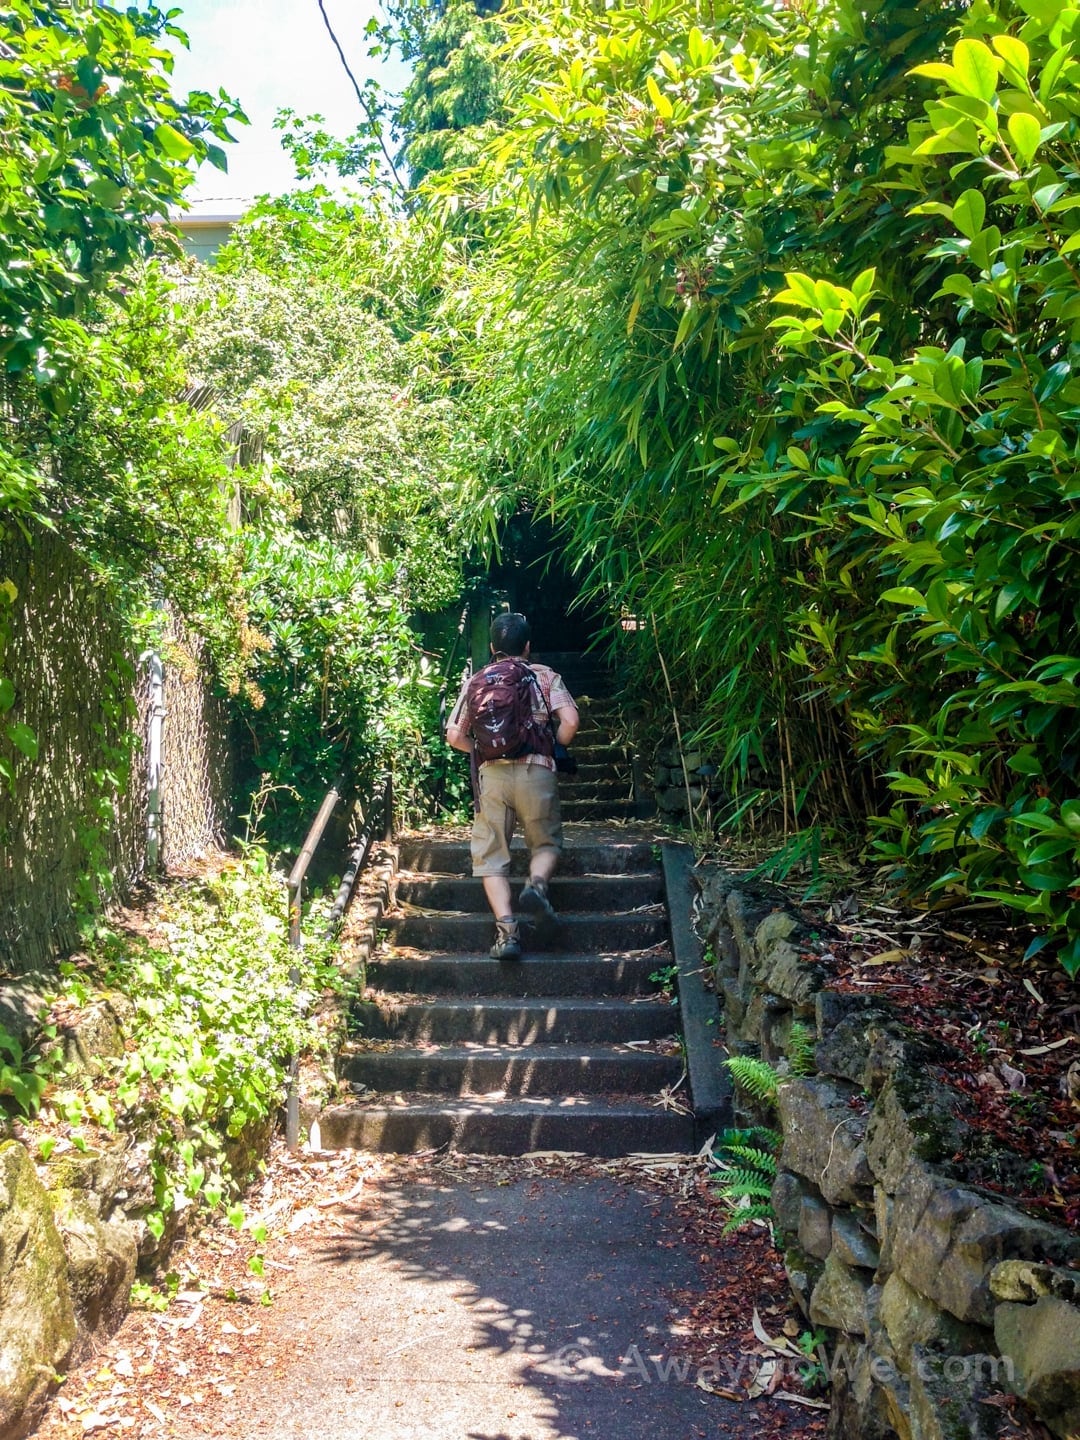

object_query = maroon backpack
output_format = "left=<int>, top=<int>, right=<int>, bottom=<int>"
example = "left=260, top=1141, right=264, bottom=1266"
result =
left=464, top=659, right=554, bottom=764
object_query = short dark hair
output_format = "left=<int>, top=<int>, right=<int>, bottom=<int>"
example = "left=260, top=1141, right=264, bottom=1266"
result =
left=490, top=611, right=530, bottom=657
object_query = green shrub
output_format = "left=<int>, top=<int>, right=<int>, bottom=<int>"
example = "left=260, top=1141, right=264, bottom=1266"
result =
left=51, top=851, right=339, bottom=1240
left=767, top=11, right=1080, bottom=972
left=238, top=536, right=435, bottom=844
left=438, top=0, right=1080, bottom=972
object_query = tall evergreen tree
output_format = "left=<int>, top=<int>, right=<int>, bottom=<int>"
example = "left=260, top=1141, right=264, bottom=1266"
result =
left=387, top=0, right=509, bottom=189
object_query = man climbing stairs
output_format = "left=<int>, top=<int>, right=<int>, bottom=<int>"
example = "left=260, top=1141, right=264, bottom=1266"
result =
left=318, top=654, right=696, bottom=1156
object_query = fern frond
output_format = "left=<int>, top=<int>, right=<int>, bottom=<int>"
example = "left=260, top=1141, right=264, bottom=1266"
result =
left=722, top=1202, right=773, bottom=1234
left=786, top=1021, right=816, bottom=1077
left=712, top=1116, right=779, bottom=1230
left=721, top=1145, right=778, bottom=1176
left=724, top=1055, right=781, bottom=1105
left=715, top=1171, right=774, bottom=1200
left=715, top=1163, right=774, bottom=1190
left=716, top=1124, right=782, bottom=1149
left=748, top=1126, right=782, bottom=1151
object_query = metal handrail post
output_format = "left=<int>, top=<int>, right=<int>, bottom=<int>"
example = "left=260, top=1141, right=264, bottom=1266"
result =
left=383, top=770, right=394, bottom=842
left=284, top=778, right=343, bottom=1151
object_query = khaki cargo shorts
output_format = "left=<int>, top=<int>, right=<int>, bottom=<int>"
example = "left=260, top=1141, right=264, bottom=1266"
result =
left=471, top=761, right=563, bottom=877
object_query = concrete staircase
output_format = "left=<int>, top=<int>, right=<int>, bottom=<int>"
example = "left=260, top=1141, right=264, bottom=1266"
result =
left=318, top=654, right=695, bottom=1157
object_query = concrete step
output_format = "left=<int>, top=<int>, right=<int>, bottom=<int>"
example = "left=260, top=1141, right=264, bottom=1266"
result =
left=563, top=688, right=615, bottom=703
left=573, top=761, right=632, bottom=783
left=318, top=1094, right=695, bottom=1155
left=557, top=780, right=634, bottom=803
left=366, top=949, right=667, bottom=997
left=396, top=837, right=658, bottom=876
left=562, top=799, right=639, bottom=822
left=339, top=1042, right=682, bottom=1097
left=354, top=995, right=680, bottom=1045
left=561, top=754, right=630, bottom=777
left=574, top=717, right=624, bottom=737
left=383, top=909, right=666, bottom=952
left=394, top=873, right=664, bottom=911
left=572, top=741, right=628, bottom=760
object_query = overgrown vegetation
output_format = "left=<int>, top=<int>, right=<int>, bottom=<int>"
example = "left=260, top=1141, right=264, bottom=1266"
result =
left=171, top=195, right=468, bottom=838
left=1, top=7, right=474, bottom=897
left=9, top=853, right=340, bottom=1242
left=4, top=0, right=1080, bottom=1288
left=0, top=0, right=244, bottom=782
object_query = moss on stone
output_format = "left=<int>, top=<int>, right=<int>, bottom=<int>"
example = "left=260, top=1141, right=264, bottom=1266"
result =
left=0, top=1141, right=77, bottom=1439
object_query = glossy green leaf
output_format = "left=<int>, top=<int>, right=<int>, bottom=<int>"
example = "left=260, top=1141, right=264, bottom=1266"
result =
left=951, top=39, right=1000, bottom=101
left=992, top=34, right=1030, bottom=82
left=154, top=123, right=196, bottom=161
left=7, top=722, right=37, bottom=760
left=1007, top=110, right=1042, bottom=165
left=881, top=587, right=926, bottom=608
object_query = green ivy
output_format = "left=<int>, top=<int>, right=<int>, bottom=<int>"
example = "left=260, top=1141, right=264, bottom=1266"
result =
left=47, top=851, right=341, bottom=1240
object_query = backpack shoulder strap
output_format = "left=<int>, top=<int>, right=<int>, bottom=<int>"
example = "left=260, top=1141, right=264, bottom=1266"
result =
left=523, top=663, right=553, bottom=718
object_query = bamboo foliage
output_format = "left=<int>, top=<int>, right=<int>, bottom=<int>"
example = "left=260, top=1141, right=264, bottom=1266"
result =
left=431, top=0, right=1080, bottom=972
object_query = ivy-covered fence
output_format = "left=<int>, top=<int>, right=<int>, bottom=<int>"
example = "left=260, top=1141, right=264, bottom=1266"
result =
left=0, top=526, right=233, bottom=974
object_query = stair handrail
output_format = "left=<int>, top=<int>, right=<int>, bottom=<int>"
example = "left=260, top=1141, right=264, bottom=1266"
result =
left=324, top=774, right=393, bottom=935
left=283, top=770, right=394, bottom=1150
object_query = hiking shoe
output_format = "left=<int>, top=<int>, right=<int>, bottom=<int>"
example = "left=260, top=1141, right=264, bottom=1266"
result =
left=490, top=918, right=522, bottom=961
left=519, top=878, right=558, bottom=938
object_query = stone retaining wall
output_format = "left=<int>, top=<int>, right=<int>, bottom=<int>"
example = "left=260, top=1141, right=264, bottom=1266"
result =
left=697, top=867, right=1080, bottom=1440
left=1, top=997, right=157, bottom=1440
left=0, top=1002, right=282, bottom=1440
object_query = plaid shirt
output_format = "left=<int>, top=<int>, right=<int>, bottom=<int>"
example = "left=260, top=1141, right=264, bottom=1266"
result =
left=448, top=662, right=576, bottom=772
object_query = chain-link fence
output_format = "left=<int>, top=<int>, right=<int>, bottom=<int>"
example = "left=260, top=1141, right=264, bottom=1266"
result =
left=0, top=527, right=234, bottom=973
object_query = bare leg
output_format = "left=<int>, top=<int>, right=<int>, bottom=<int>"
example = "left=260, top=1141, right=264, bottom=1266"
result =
left=482, top=874, right=513, bottom=920
left=528, top=846, right=559, bottom=886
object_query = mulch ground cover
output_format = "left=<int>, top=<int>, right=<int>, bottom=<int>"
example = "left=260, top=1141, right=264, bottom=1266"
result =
left=801, top=895, right=1080, bottom=1228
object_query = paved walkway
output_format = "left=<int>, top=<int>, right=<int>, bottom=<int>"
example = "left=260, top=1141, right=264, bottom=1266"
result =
left=207, top=1173, right=742, bottom=1440
left=34, top=1152, right=813, bottom=1440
